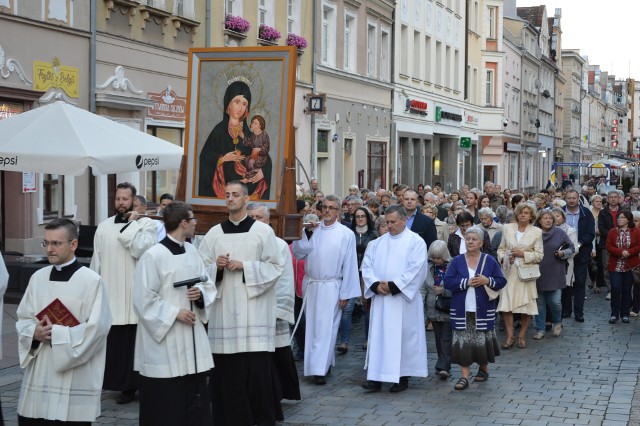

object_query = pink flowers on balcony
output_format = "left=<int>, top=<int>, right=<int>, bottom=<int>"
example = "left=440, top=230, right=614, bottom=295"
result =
left=224, top=14, right=250, bottom=33
left=286, top=33, right=308, bottom=50
left=258, top=24, right=281, bottom=42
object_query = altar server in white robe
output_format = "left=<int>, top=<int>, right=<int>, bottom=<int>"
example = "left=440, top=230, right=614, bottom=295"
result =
left=0, top=243, right=8, bottom=425
left=198, top=181, right=285, bottom=426
left=291, top=194, right=361, bottom=385
left=90, top=182, right=156, bottom=404
left=247, top=202, right=301, bottom=401
left=361, top=205, right=429, bottom=393
left=134, top=201, right=216, bottom=426
left=17, top=218, right=112, bottom=425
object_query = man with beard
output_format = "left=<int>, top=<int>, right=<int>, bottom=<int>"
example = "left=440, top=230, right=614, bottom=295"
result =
left=90, top=182, right=157, bottom=404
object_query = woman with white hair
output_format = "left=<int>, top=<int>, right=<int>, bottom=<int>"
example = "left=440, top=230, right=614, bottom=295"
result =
left=420, top=240, right=453, bottom=380
left=443, top=226, right=507, bottom=390
left=478, top=207, right=503, bottom=257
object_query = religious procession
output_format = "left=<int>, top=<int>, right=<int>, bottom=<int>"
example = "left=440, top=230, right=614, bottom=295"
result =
left=2, top=173, right=639, bottom=425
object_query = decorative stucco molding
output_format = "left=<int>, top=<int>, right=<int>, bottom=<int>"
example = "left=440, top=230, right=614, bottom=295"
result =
left=0, top=44, right=33, bottom=85
left=96, top=65, right=143, bottom=94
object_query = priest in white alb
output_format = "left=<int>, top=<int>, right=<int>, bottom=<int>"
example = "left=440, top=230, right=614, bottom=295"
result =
left=361, top=204, right=429, bottom=393
left=16, top=218, right=112, bottom=424
left=134, top=202, right=216, bottom=425
left=291, top=194, right=360, bottom=385
left=198, top=181, right=285, bottom=426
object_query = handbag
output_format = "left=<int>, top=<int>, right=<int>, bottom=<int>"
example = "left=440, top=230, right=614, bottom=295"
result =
left=434, top=293, right=451, bottom=313
left=517, top=264, right=541, bottom=281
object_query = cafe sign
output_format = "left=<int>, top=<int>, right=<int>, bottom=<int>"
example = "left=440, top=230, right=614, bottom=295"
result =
left=33, top=58, right=80, bottom=98
left=148, top=86, right=187, bottom=122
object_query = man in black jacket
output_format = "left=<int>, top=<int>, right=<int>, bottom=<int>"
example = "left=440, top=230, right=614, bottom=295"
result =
left=598, top=190, right=621, bottom=300
left=402, top=189, right=437, bottom=251
left=562, top=189, right=595, bottom=322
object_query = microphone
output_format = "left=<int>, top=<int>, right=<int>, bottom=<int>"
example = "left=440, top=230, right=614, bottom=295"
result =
left=173, top=276, right=208, bottom=289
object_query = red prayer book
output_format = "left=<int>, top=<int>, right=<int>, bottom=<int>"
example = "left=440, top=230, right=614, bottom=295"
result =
left=36, top=298, right=80, bottom=327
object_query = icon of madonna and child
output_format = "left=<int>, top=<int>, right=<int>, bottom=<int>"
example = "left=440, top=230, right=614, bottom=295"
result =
left=198, top=80, right=272, bottom=200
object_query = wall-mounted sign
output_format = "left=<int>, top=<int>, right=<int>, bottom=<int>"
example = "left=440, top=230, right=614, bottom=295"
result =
left=460, top=137, right=471, bottom=148
left=405, top=99, right=428, bottom=116
left=22, top=172, right=36, bottom=193
left=33, top=58, right=80, bottom=98
left=435, top=106, right=463, bottom=122
left=148, top=86, right=187, bottom=121
left=465, top=114, right=479, bottom=124
left=306, top=93, right=326, bottom=114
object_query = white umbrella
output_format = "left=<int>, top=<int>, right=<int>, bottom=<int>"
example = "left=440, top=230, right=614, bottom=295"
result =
left=0, top=101, right=183, bottom=175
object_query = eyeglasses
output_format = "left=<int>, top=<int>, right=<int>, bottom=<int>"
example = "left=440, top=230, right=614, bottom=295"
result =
left=41, top=240, right=73, bottom=248
left=355, top=215, right=367, bottom=219
left=185, top=217, right=197, bottom=222
left=322, top=206, right=339, bottom=211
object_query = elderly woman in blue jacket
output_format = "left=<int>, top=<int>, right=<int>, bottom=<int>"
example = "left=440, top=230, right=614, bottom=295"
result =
left=444, top=226, right=507, bottom=391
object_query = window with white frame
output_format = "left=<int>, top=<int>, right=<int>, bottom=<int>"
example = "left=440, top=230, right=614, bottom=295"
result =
left=287, top=0, right=300, bottom=34
left=425, top=35, right=432, bottom=82
left=473, top=1, right=479, bottom=33
left=380, top=28, right=390, bottom=81
left=344, top=12, right=357, bottom=72
left=175, top=0, right=195, bottom=18
left=413, top=31, right=420, bottom=78
left=488, top=6, right=496, bottom=38
left=226, top=0, right=243, bottom=15
left=486, top=69, right=494, bottom=105
left=321, top=2, right=337, bottom=66
left=367, top=22, right=377, bottom=77
left=400, top=24, right=408, bottom=75
left=258, top=0, right=274, bottom=27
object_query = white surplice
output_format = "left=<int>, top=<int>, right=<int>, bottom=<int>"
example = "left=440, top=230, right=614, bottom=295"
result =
left=292, top=221, right=361, bottom=376
left=16, top=266, right=112, bottom=422
left=198, top=220, right=285, bottom=354
left=362, top=227, right=429, bottom=382
left=90, top=216, right=157, bottom=325
left=133, top=241, right=216, bottom=378
left=275, top=237, right=295, bottom=348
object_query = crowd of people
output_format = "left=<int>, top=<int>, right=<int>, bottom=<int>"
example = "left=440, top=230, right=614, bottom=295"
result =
left=6, top=175, right=640, bottom=425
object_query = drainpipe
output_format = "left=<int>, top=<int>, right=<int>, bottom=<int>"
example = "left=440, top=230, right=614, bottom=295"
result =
left=390, top=5, right=397, bottom=185
left=310, top=0, right=317, bottom=180
left=89, top=0, right=97, bottom=225
left=206, top=0, right=211, bottom=47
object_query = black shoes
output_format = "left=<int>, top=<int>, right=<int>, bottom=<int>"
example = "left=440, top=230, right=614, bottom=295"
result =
left=562, top=312, right=572, bottom=319
left=574, top=315, right=584, bottom=323
left=622, top=317, right=630, bottom=323
left=609, top=316, right=618, bottom=324
left=361, top=380, right=382, bottom=392
left=116, top=390, right=135, bottom=404
left=389, top=377, right=409, bottom=393
left=314, top=375, right=326, bottom=385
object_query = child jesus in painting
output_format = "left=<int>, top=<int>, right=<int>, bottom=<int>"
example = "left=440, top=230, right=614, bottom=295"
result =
left=241, top=115, right=270, bottom=181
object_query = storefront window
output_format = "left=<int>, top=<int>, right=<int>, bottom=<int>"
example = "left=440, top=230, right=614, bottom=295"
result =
left=146, top=127, right=182, bottom=206
left=368, top=140, right=386, bottom=190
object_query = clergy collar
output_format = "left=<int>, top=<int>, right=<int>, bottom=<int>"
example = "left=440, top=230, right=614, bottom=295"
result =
left=389, top=227, right=407, bottom=239
left=160, top=236, right=186, bottom=255
left=321, top=220, right=339, bottom=228
left=221, top=215, right=256, bottom=234
left=50, top=258, right=82, bottom=282
left=114, top=213, right=129, bottom=224
left=167, top=234, right=185, bottom=247
left=54, top=257, right=77, bottom=271
left=229, top=214, right=248, bottom=226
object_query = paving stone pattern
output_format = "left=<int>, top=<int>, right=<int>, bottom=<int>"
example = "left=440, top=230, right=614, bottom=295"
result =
left=1, top=287, right=640, bottom=425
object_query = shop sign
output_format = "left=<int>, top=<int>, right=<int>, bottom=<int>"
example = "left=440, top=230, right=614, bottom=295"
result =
left=466, top=114, right=479, bottom=124
left=148, top=86, right=187, bottom=121
left=435, top=106, right=462, bottom=122
left=404, top=98, right=428, bottom=116
left=460, top=137, right=471, bottom=148
left=33, top=58, right=80, bottom=98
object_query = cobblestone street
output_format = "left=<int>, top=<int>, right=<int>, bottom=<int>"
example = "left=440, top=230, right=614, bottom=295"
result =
left=2, top=287, right=639, bottom=425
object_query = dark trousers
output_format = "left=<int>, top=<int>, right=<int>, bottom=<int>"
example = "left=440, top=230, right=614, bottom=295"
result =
left=293, top=295, right=305, bottom=353
left=610, top=271, right=633, bottom=319
left=431, top=320, right=452, bottom=373
left=210, top=352, right=281, bottom=426
left=563, top=258, right=589, bottom=317
left=139, top=372, right=211, bottom=426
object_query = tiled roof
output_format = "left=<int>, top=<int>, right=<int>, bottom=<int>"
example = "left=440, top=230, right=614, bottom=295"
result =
left=516, top=5, right=545, bottom=27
